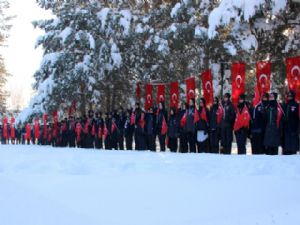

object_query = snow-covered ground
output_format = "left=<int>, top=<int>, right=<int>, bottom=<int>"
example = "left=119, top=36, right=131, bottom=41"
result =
left=0, top=145, right=299, bottom=225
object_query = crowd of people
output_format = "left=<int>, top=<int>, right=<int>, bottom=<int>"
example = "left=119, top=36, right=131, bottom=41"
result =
left=0, top=90, right=299, bottom=155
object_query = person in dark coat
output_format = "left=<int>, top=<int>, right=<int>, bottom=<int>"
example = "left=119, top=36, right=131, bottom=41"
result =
left=209, top=97, right=221, bottom=153
left=84, top=110, right=96, bottom=149
left=156, top=101, right=168, bottom=152
left=264, top=92, right=283, bottom=155
left=234, top=94, right=250, bottom=155
left=94, top=112, right=103, bottom=149
left=250, top=93, right=268, bottom=154
left=104, top=113, right=112, bottom=150
left=134, top=102, right=146, bottom=150
left=196, top=98, right=210, bottom=153
left=145, top=107, right=156, bottom=151
left=68, top=116, right=76, bottom=147
left=167, top=107, right=179, bottom=152
left=61, top=118, right=68, bottom=147
left=283, top=90, right=299, bottom=155
left=124, top=108, right=134, bottom=150
left=115, top=107, right=125, bottom=150
left=220, top=93, right=235, bottom=154
left=179, top=103, right=188, bottom=153
left=183, top=98, right=197, bottom=153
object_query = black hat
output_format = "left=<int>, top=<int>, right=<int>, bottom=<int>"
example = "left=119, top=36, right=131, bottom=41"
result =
left=288, top=90, right=295, bottom=98
left=224, top=93, right=231, bottom=98
left=262, top=92, right=269, bottom=99
left=239, top=94, right=246, bottom=100
left=271, top=92, right=278, bottom=100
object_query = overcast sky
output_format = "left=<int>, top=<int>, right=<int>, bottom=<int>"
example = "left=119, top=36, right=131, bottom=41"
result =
left=3, top=0, right=52, bottom=110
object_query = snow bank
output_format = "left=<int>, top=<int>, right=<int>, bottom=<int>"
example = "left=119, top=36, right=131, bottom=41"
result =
left=0, top=145, right=299, bottom=225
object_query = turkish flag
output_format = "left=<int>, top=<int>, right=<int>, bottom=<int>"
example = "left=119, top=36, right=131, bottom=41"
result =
left=140, top=112, right=145, bottom=129
left=256, top=61, right=271, bottom=95
left=26, top=123, right=31, bottom=140
left=232, top=62, right=246, bottom=107
left=201, top=70, right=214, bottom=107
left=170, top=81, right=179, bottom=110
left=252, top=85, right=261, bottom=107
left=145, top=83, right=153, bottom=111
left=161, top=116, right=168, bottom=135
left=194, top=108, right=200, bottom=123
left=157, top=84, right=165, bottom=104
left=234, top=105, right=250, bottom=131
left=200, top=107, right=208, bottom=123
left=130, top=112, right=135, bottom=125
left=186, top=76, right=196, bottom=103
left=217, top=104, right=224, bottom=125
left=76, top=122, right=82, bottom=142
left=277, top=103, right=284, bottom=128
left=286, top=56, right=300, bottom=102
left=34, top=118, right=40, bottom=140
left=180, top=112, right=187, bottom=128
left=136, top=82, right=141, bottom=101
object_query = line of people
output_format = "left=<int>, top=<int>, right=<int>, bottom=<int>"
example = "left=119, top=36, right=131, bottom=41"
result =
left=1, top=90, right=299, bottom=155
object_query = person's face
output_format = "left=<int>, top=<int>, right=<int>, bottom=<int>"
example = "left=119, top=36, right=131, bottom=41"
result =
left=288, top=93, right=293, bottom=100
left=149, top=108, right=153, bottom=114
left=159, top=103, right=163, bottom=109
left=189, top=99, right=193, bottom=106
left=213, top=98, right=218, bottom=104
left=269, top=95, right=275, bottom=101
left=199, top=101, right=204, bottom=107
left=239, top=98, right=244, bottom=104
left=224, top=96, right=228, bottom=102
left=170, top=110, right=174, bottom=115
left=262, top=97, right=268, bottom=101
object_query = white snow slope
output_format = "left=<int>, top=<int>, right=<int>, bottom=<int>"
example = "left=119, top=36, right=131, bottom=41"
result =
left=0, top=145, right=299, bottom=225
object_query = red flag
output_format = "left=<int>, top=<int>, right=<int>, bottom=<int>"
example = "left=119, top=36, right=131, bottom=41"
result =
left=136, top=82, right=141, bottom=101
left=34, top=118, right=40, bottom=140
left=75, top=122, right=82, bottom=142
left=277, top=103, right=284, bottom=128
left=10, top=118, right=15, bottom=139
left=43, top=114, right=48, bottom=139
left=26, top=123, right=31, bottom=140
left=161, top=116, right=168, bottom=135
left=186, top=77, right=196, bottom=103
left=103, top=124, right=108, bottom=140
left=217, top=104, right=224, bottom=125
left=130, top=112, right=135, bottom=125
left=145, top=83, right=153, bottom=111
left=232, top=62, right=246, bottom=107
left=286, top=56, right=300, bottom=102
left=201, top=70, right=214, bottom=107
left=256, top=61, right=271, bottom=95
left=200, top=107, right=208, bottom=122
left=98, top=127, right=102, bottom=139
left=3, top=118, right=8, bottom=139
left=139, top=112, right=145, bottom=129
left=156, top=84, right=165, bottom=104
left=194, top=108, right=200, bottom=123
left=234, top=105, right=250, bottom=131
left=180, top=112, right=187, bottom=128
left=112, top=121, right=117, bottom=133
left=170, top=81, right=179, bottom=110
left=252, top=85, right=261, bottom=107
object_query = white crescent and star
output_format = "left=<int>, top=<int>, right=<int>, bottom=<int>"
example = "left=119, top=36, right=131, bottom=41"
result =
left=235, top=75, right=242, bottom=88
left=205, top=81, right=212, bottom=93
left=258, top=73, right=268, bottom=88
left=291, top=65, right=300, bottom=81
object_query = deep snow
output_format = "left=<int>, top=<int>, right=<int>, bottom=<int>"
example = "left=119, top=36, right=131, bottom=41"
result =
left=0, top=145, right=299, bottom=225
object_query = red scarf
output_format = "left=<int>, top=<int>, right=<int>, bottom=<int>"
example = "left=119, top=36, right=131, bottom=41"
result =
left=75, top=123, right=82, bottom=142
